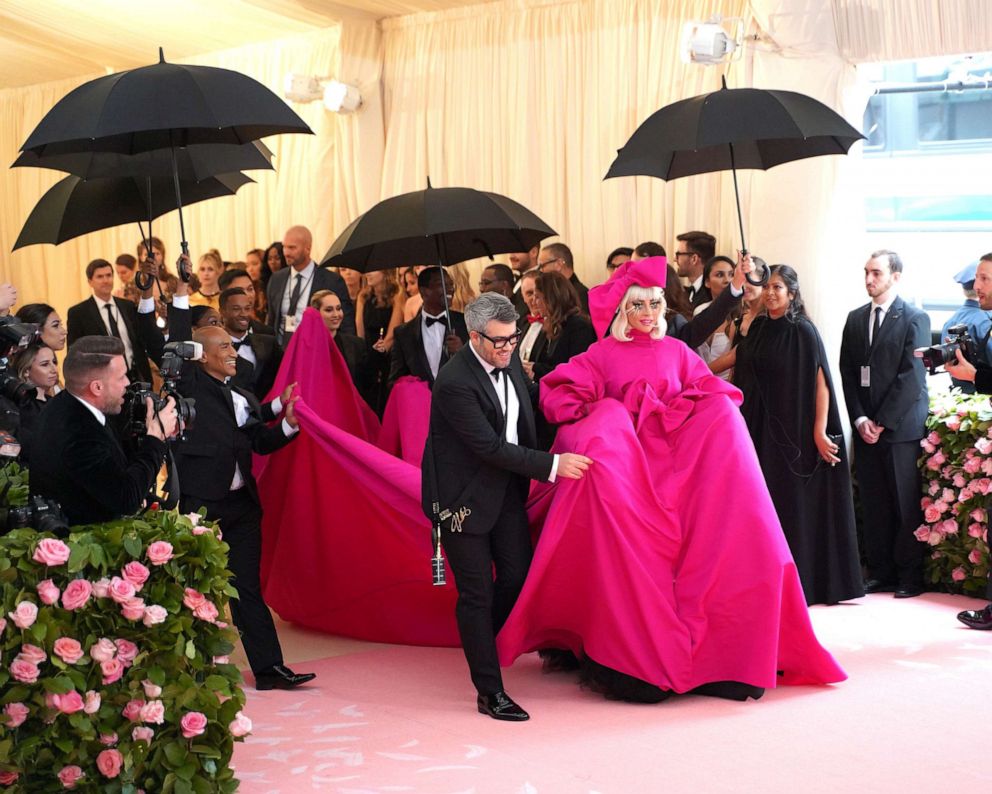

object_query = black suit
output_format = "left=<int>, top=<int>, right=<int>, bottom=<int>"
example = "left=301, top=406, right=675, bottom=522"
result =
left=840, top=296, right=930, bottom=587
left=174, top=364, right=296, bottom=674
left=422, top=345, right=554, bottom=695
left=678, top=286, right=742, bottom=349
left=530, top=314, right=596, bottom=381
left=67, top=296, right=154, bottom=382
left=511, top=269, right=537, bottom=322
left=388, top=310, right=469, bottom=389
left=568, top=273, right=590, bottom=314
left=29, top=391, right=167, bottom=526
left=231, top=331, right=282, bottom=400
left=266, top=263, right=355, bottom=345
left=688, top=281, right=712, bottom=309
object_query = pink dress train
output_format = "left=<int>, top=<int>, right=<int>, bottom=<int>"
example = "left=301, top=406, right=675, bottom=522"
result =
left=496, top=332, right=846, bottom=690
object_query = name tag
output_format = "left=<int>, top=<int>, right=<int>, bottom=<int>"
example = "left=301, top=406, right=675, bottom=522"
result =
left=282, top=314, right=298, bottom=334
left=860, top=366, right=870, bottom=387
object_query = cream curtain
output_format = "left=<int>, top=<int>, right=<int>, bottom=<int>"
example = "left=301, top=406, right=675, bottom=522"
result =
left=0, top=23, right=388, bottom=324
left=381, top=0, right=750, bottom=287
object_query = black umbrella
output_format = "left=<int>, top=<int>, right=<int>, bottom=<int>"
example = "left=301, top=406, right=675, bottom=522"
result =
left=12, top=141, right=274, bottom=181
left=605, top=77, right=864, bottom=282
left=13, top=171, right=252, bottom=250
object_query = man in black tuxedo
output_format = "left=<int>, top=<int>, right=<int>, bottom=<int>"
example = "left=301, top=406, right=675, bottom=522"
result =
left=219, top=268, right=274, bottom=336
left=67, top=259, right=155, bottom=382
left=538, top=242, right=589, bottom=314
left=509, top=244, right=540, bottom=321
left=839, top=249, right=930, bottom=598
left=388, top=267, right=468, bottom=390
left=422, top=293, right=592, bottom=721
left=220, top=287, right=282, bottom=400
left=266, top=225, right=354, bottom=347
left=29, top=336, right=178, bottom=526
left=173, top=325, right=315, bottom=691
left=478, top=264, right=515, bottom=301
left=674, top=231, right=717, bottom=309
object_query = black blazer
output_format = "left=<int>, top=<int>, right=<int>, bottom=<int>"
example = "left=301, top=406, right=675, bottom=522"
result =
left=388, top=310, right=469, bottom=389
left=839, top=296, right=930, bottom=443
left=531, top=314, right=596, bottom=380
left=173, top=365, right=295, bottom=503
left=29, top=391, right=167, bottom=526
left=569, top=273, right=590, bottom=315
left=677, top=285, right=742, bottom=349
left=266, top=264, right=355, bottom=342
left=422, top=345, right=554, bottom=535
left=67, top=296, right=154, bottom=382
left=231, top=331, right=282, bottom=400
left=689, top=282, right=713, bottom=309
left=334, top=332, right=367, bottom=386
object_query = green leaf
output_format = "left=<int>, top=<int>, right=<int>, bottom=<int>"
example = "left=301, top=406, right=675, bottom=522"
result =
left=0, top=737, right=11, bottom=763
left=185, top=639, right=196, bottom=659
left=42, top=675, right=75, bottom=694
left=175, top=778, right=195, bottom=794
left=148, top=666, right=167, bottom=687
left=67, top=543, right=90, bottom=572
left=204, top=675, right=229, bottom=692
left=124, top=534, right=143, bottom=558
left=164, top=741, right=188, bottom=768
left=191, top=744, right=222, bottom=759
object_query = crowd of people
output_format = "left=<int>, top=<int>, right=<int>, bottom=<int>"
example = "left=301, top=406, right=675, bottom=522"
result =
left=9, top=218, right=992, bottom=718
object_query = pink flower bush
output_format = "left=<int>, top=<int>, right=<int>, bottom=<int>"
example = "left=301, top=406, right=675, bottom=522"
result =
left=61, top=579, right=93, bottom=611
left=139, top=699, right=165, bottom=724
left=122, top=561, right=150, bottom=589
left=53, top=638, right=84, bottom=665
left=923, top=505, right=941, bottom=523
left=121, top=596, right=146, bottom=621
left=132, top=726, right=155, bottom=744
left=146, top=541, right=174, bottom=566
left=83, top=691, right=101, bottom=714
left=0, top=772, right=19, bottom=785
left=46, top=690, right=85, bottom=715
left=122, top=699, right=144, bottom=722
left=193, top=599, right=219, bottom=623
left=18, top=644, right=46, bottom=665
left=99, top=733, right=118, bottom=746
left=108, top=576, right=136, bottom=604
left=32, top=538, right=70, bottom=566
left=9, top=658, right=40, bottom=684
left=229, top=711, right=252, bottom=737
left=92, top=577, right=111, bottom=598
left=969, top=548, right=984, bottom=565
left=96, top=749, right=123, bottom=779
left=182, top=588, right=206, bottom=610
left=57, top=765, right=84, bottom=789
left=101, top=658, right=124, bottom=685
left=180, top=711, right=208, bottom=738
left=9, top=600, right=38, bottom=629
left=3, top=702, right=29, bottom=728
left=115, top=638, right=139, bottom=665
left=142, top=604, right=167, bottom=626
left=952, top=566, right=967, bottom=582
left=37, top=578, right=61, bottom=605
left=142, top=679, right=162, bottom=698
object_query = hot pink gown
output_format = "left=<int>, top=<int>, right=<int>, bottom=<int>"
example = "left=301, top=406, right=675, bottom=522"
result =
left=496, top=331, right=846, bottom=691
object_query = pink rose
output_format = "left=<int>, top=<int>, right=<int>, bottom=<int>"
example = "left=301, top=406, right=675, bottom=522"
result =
left=952, top=566, right=967, bottom=582
left=964, top=457, right=982, bottom=474
left=969, top=522, right=986, bottom=538
left=3, top=702, right=29, bottom=728
left=942, top=488, right=955, bottom=503
left=926, top=430, right=941, bottom=445
left=114, top=639, right=139, bottom=665
left=914, top=525, right=932, bottom=542
left=121, top=597, right=146, bottom=621
left=122, top=561, right=150, bottom=590
left=37, top=578, right=61, bottom=605
left=977, top=438, right=992, bottom=455
left=99, top=733, right=118, bottom=746
left=142, top=605, right=167, bottom=627
left=139, top=699, right=165, bottom=724
left=0, top=772, right=19, bottom=785
left=90, top=638, right=116, bottom=663
left=46, top=690, right=84, bottom=715
left=940, top=518, right=959, bottom=536
left=953, top=473, right=967, bottom=488
left=53, top=637, right=84, bottom=665
left=182, top=588, right=206, bottom=610
left=92, top=578, right=111, bottom=598
left=132, top=726, right=155, bottom=744
left=921, top=441, right=935, bottom=454
left=969, top=548, right=984, bottom=565
left=108, top=576, right=136, bottom=604
left=927, top=481, right=940, bottom=496
left=146, top=541, right=173, bottom=566
left=180, top=711, right=208, bottom=738
left=193, top=600, right=219, bottom=623
left=17, top=643, right=46, bottom=665
left=933, top=451, right=946, bottom=466
left=923, top=505, right=941, bottom=523
left=192, top=525, right=213, bottom=536
left=101, top=658, right=124, bottom=685
left=96, top=749, right=123, bottom=779
left=61, top=579, right=93, bottom=611
left=32, top=538, right=70, bottom=566
left=213, top=655, right=230, bottom=665
left=983, top=458, right=992, bottom=475
left=9, top=600, right=38, bottom=629
left=142, top=679, right=162, bottom=698
left=186, top=512, right=202, bottom=526
left=971, top=508, right=987, bottom=524
left=947, top=418, right=962, bottom=432
left=122, top=699, right=145, bottom=722
left=9, top=658, right=39, bottom=684
left=84, top=690, right=101, bottom=714
left=229, top=710, right=252, bottom=737
left=932, top=550, right=943, bottom=559
left=962, top=486, right=975, bottom=501
left=57, top=765, right=85, bottom=789
left=0, top=617, right=6, bottom=634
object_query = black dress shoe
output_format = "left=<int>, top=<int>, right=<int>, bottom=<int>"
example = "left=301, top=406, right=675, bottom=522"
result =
left=477, top=690, right=529, bottom=721
left=863, top=579, right=897, bottom=594
left=957, top=605, right=992, bottom=629
left=254, top=664, right=317, bottom=691
left=690, top=681, right=765, bottom=702
left=894, top=583, right=924, bottom=599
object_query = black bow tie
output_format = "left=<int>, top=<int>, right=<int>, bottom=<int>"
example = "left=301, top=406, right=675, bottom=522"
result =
left=424, top=314, right=446, bottom=327
left=232, top=338, right=248, bottom=351
left=491, top=367, right=506, bottom=382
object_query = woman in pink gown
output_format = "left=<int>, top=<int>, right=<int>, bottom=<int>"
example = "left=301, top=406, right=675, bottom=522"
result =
left=496, top=257, right=846, bottom=701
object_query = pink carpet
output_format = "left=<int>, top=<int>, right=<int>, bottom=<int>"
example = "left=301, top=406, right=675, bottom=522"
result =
left=232, top=593, right=992, bottom=792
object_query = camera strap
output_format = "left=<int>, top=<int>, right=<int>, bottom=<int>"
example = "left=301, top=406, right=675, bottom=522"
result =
left=159, top=445, right=181, bottom=510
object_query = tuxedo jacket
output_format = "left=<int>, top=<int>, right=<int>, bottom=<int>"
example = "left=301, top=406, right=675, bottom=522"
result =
left=839, top=296, right=930, bottom=443
left=266, top=265, right=355, bottom=341
left=231, top=331, right=282, bottom=400
left=67, top=295, right=154, bottom=382
left=421, top=345, right=553, bottom=535
left=173, top=365, right=295, bottom=503
left=569, top=273, right=590, bottom=315
left=689, top=283, right=713, bottom=309
left=531, top=314, right=596, bottom=381
left=388, top=310, right=469, bottom=389
left=677, top=285, right=742, bottom=349
left=29, top=390, right=167, bottom=526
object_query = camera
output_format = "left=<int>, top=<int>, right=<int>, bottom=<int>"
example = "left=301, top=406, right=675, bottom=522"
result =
left=0, top=317, right=41, bottom=408
left=0, top=495, right=70, bottom=538
left=124, top=341, right=199, bottom=440
left=914, top=324, right=978, bottom=375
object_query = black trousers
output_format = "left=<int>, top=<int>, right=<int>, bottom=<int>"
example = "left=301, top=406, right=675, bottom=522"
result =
left=440, top=485, right=532, bottom=696
left=181, top=488, right=283, bottom=674
left=855, top=436, right=925, bottom=586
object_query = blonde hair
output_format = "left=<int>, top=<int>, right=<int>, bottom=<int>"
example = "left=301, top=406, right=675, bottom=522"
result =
left=449, top=263, right=477, bottom=311
left=611, top=285, right=667, bottom=342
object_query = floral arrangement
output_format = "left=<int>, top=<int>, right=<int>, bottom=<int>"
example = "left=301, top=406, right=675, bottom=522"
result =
left=915, top=390, right=992, bottom=594
left=0, top=464, right=249, bottom=792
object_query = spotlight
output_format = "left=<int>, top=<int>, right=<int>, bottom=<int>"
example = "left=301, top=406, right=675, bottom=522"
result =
left=283, top=73, right=324, bottom=103
left=680, top=17, right=743, bottom=65
left=323, top=81, right=362, bottom=113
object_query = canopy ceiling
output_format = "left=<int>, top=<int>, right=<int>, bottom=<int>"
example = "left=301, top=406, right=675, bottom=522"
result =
left=0, top=0, right=490, bottom=88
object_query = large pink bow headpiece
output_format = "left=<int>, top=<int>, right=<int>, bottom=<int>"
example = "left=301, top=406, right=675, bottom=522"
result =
left=588, top=256, right=668, bottom=337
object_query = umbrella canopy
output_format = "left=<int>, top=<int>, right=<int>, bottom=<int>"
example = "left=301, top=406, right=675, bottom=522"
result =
left=12, top=141, right=274, bottom=181
left=321, top=185, right=556, bottom=272
left=13, top=171, right=252, bottom=250
left=20, top=49, right=311, bottom=158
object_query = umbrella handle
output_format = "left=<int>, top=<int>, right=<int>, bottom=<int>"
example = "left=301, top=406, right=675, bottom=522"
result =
left=728, top=144, right=768, bottom=287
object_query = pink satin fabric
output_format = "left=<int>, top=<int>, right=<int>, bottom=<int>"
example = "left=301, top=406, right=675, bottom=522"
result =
left=497, top=332, right=846, bottom=690
left=378, top=376, right=432, bottom=465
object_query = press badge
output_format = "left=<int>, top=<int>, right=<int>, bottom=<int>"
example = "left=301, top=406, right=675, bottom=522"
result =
left=283, top=314, right=298, bottom=334
left=860, top=366, right=870, bottom=387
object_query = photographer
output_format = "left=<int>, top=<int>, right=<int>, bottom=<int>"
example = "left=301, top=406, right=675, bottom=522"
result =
left=29, top=336, right=177, bottom=525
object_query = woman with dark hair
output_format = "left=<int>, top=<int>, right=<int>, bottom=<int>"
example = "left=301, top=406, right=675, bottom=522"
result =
left=694, top=256, right=739, bottom=380
left=632, top=241, right=666, bottom=260
left=734, top=265, right=864, bottom=606
left=0, top=343, right=59, bottom=463
left=662, top=264, right=694, bottom=337
left=263, top=241, right=287, bottom=275
left=16, top=303, right=67, bottom=354
left=524, top=272, right=596, bottom=383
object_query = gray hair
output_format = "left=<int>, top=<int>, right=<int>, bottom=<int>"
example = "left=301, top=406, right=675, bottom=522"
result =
left=464, top=292, right=518, bottom=332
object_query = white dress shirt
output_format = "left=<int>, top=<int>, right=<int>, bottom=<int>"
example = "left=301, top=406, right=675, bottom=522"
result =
left=231, top=331, right=257, bottom=367
left=422, top=312, right=447, bottom=378
left=227, top=386, right=296, bottom=491
left=281, top=261, right=316, bottom=330
left=519, top=320, right=543, bottom=362
left=94, top=296, right=135, bottom=369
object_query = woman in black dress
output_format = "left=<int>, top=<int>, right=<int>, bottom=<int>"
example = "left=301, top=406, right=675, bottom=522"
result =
left=734, top=265, right=864, bottom=606
left=355, top=269, right=404, bottom=416
left=0, top=343, right=59, bottom=464
left=311, top=290, right=367, bottom=392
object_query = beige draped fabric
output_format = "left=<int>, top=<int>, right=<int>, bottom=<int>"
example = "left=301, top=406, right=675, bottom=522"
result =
left=381, top=0, right=750, bottom=288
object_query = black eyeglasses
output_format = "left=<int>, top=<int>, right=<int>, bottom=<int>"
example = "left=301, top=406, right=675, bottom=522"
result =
left=674, top=251, right=694, bottom=259
left=477, top=330, right=522, bottom=349
left=538, top=258, right=561, bottom=271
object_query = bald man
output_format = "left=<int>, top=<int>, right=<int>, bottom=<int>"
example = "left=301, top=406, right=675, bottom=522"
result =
left=172, top=325, right=316, bottom=691
left=266, top=225, right=355, bottom=347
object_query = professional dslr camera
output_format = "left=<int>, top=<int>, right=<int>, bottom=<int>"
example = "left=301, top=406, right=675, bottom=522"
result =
left=124, top=341, right=199, bottom=441
left=914, top=324, right=978, bottom=375
left=0, top=495, right=70, bottom=537
left=0, top=316, right=41, bottom=409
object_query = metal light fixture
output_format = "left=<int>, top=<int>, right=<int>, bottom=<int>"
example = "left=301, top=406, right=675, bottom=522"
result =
left=680, top=17, right=744, bottom=65
left=323, top=81, right=362, bottom=113
left=283, top=73, right=324, bottom=103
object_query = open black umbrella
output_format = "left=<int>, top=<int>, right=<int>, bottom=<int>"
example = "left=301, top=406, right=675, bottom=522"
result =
left=605, top=77, right=864, bottom=282
left=13, top=171, right=252, bottom=250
